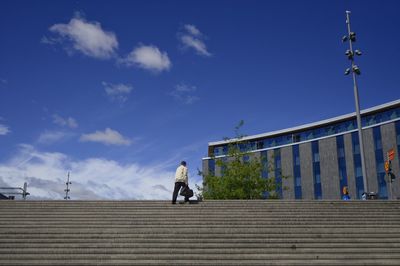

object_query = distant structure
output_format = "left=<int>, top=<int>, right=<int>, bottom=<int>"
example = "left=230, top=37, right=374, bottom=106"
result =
left=64, top=172, right=71, bottom=200
left=203, top=100, right=400, bottom=200
left=0, top=182, right=29, bottom=200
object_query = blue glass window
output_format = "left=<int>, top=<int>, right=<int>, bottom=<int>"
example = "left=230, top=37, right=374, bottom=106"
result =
left=274, top=149, right=283, bottom=198
left=260, top=151, right=269, bottom=198
left=209, top=106, right=400, bottom=157
left=373, top=127, right=388, bottom=199
left=208, top=159, right=215, bottom=176
left=292, top=145, right=302, bottom=199
left=362, top=107, right=400, bottom=127
left=337, top=135, right=348, bottom=197
left=257, top=141, right=264, bottom=150
left=261, top=151, right=268, bottom=178
left=352, top=132, right=364, bottom=199
left=312, top=141, right=322, bottom=199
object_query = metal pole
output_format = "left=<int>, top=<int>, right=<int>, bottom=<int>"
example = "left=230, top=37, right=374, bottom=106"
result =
left=22, top=182, right=28, bottom=200
left=345, top=11, right=369, bottom=194
left=64, top=172, right=71, bottom=200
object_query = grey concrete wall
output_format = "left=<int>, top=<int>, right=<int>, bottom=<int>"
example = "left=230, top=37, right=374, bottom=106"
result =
left=363, top=128, right=379, bottom=193
left=202, top=159, right=209, bottom=176
left=381, top=122, right=400, bottom=199
left=281, top=146, right=294, bottom=199
left=344, top=133, right=357, bottom=199
left=319, top=138, right=340, bottom=199
left=300, top=142, right=314, bottom=199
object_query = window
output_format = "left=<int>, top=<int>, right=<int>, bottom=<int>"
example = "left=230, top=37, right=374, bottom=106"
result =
left=295, top=155, right=300, bottom=166
left=260, top=151, right=269, bottom=199
left=337, top=135, right=348, bottom=197
left=312, top=141, right=322, bottom=199
left=213, top=145, right=228, bottom=156
left=257, top=141, right=264, bottom=150
left=313, top=152, right=320, bottom=163
left=292, top=145, right=302, bottom=199
left=373, top=126, right=387, bottom=199
left=208, top=159, right=215, bottom=176
left=355, top=166, right=362, bottom=177
left=352, top=132, right=364, bottom=199
left=261, top=151, right=268, bottom=179
left=274, top=149, right=283, bottom=199
left=362, top=107, right=400, bottom=127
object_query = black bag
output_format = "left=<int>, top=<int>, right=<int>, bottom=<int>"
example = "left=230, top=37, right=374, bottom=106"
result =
left=180, top=185, right=194, bottom=198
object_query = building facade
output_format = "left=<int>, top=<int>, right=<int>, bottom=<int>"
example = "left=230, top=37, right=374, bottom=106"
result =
left=202, top=100, right=400, bottom=200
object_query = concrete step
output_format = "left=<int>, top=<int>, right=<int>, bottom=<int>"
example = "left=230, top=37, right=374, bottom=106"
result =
left=1, top=260, right=400, bottom=266
left=1, top=253, right=400, bottom=261
left=1, top=225, right=399, bottom=232
left=1, top=252, right=400, bottom=259
left=1, top=238, right=398, bottom=244
left=0, top=218, right=399, bottom=225
left=1, top=200, right=399, bottom=265
left=1, top=225, right=400, bottom=232
left=2, top=242, right=400, bottom=249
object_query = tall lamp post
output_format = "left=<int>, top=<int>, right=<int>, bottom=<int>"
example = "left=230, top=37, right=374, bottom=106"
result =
left=342, top=10, right=369, bottom=195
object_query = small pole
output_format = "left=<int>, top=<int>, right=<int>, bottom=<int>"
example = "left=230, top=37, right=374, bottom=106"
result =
left=22, top=182, right=28, bottom=200
left=345, top=11, right=369, bottom=195
left=64, top=172, right=71, bottom=200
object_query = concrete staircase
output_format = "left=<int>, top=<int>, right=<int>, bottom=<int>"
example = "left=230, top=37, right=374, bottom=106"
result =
left=0, top=200, right=400, bottom=265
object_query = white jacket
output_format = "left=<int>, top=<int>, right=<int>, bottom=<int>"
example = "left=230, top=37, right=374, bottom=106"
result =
left=175, top=165, right=188, bottom=184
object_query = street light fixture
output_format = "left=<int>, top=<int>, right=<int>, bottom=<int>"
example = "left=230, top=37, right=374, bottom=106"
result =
left=342, top=11, right=369, bottom=196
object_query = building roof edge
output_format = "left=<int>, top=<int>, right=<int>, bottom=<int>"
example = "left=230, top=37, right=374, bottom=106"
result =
left=208, top=99, right=400, bottom=146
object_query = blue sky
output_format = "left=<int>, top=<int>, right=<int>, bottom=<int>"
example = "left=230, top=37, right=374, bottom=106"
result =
left=1, top=0, right=400, bottom=200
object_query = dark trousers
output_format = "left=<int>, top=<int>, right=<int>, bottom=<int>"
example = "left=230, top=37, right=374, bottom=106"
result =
left=172, top=182, right=189, bottom=203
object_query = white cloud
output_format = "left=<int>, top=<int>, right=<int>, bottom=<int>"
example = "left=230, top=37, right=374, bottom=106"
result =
left=53, top=114, right=78, bottom=128
left=0, top=145, right=176, bottom=200
left=184, top=24, right=202, bottom=36
left=102, top=82, right=133, bottom=103
left=48, top=15, right=118, bottom=59
left=0, top=124, right=10, bottom=135
left=80, top=128, right=131, bottom=146
left=120, top=44, right=171, bottom=72
left=180, top=35, right=211, bottom=57
left=180, top=24, right=211, bottom=57
left=37, top=131, right=72, bottom=145
left=40, top=36, right=61, bottom=45
left=170, top=83, right=199, bottom=105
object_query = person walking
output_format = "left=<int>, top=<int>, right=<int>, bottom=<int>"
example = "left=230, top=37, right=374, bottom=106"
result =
left=172, top=161, right=189, bottom=204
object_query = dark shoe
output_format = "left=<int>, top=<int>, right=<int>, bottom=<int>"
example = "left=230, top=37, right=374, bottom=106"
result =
left=171, top=202, right=176, bottom=204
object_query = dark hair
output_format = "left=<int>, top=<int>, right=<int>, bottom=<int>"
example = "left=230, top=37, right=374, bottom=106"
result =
left=181, top=161, right=187, bottom=166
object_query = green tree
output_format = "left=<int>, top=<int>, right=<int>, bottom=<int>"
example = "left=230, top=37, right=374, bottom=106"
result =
left=197, top=120, right=287, bottom=199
